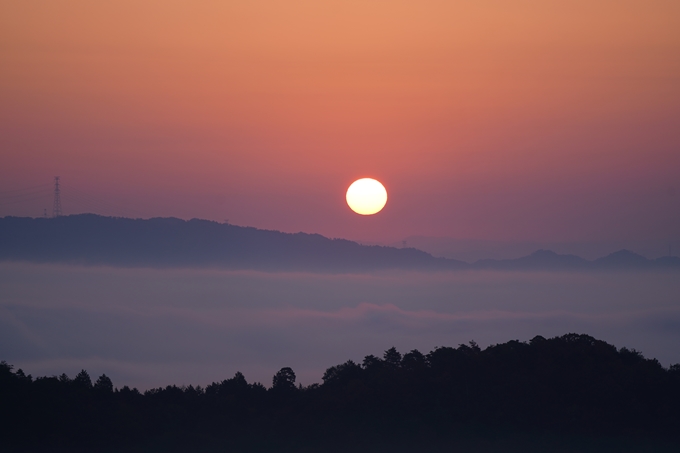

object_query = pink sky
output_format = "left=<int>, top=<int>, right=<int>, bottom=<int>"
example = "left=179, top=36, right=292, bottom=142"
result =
left=1, top=1, right=679, bottom=242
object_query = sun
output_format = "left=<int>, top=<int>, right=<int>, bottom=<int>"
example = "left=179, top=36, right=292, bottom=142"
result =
left=346, top=178, right=387, bottom=215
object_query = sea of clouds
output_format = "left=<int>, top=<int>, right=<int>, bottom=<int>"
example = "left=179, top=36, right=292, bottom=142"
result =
left=1, top=263, right=679, bottom=390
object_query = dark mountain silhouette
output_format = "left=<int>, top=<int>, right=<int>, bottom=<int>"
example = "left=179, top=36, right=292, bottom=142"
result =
left=0, top=214, right=467, bottom=272
left=0, top=215, right=678, bottom=272
left=2, top=334, right=679, bottom=452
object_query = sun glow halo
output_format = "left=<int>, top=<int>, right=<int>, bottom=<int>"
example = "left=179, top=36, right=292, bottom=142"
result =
left=346, top=178, right=387, bottom=215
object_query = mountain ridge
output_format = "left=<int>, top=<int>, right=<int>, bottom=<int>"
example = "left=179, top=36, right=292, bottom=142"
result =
left=0, top=214, right=678, bottom=272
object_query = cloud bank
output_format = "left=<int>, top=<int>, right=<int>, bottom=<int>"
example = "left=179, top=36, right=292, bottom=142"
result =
left=1, top=263, right=679, bottom=389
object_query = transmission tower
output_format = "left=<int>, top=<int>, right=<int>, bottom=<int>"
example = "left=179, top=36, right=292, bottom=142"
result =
left=52, top=176, right=62, bottom=217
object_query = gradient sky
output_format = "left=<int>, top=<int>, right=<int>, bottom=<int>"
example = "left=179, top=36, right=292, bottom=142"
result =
left=1, top=1, right=679, bottom=243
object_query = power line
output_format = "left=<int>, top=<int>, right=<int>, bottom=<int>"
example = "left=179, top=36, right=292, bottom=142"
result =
left=0, top=189, right=52, bottom=200
left=0, top=185, right=52, bottom=209
left=0, top=195, right=51, bottom=207
left=0, top=183, right=51, bottom=195
left=60, top=184, right=146, bottom=218
left=1, top=179, right=147, bottom=219
left=59, top=189, right=112, bottom=215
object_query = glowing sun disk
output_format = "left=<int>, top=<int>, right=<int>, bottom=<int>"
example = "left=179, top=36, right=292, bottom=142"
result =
left=346, top=178, right=387, bottom=215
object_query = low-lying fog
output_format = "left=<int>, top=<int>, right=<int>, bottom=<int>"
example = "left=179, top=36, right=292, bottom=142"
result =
left=1, top=263, right=679, bottom=390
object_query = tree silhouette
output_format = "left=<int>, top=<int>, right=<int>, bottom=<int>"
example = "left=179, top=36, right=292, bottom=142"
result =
left=362, top=354, right=383, bottom=370
left=272, top=367, right=296, bottom=391
left=401, top=349, right=427, bottom=371
left=74, top=369, right=92, bottom=389
left=322, top=360, right=362, bottom=385
left=1, top=334, right=680, bottom=451
left=383, top=347, right=402, bottom=367
left=94, top=374, right=113, bottom=393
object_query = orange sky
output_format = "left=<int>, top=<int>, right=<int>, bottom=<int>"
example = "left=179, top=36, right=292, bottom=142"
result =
left=1, top=1, right=679, bottom=242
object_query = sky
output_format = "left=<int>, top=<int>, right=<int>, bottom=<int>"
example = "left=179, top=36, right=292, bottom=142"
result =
left=2, top=263, right=679, bottom=389
left=1, top=0, right=679, bottom=244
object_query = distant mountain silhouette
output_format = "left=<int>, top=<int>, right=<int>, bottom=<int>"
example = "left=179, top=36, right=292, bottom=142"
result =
left=0, top=215, right=678, bottom=271
left=0, top=214, right=467, bottom=272
left=475, top=248, right=679, bottom=270
left=655, top=255, right=680, bottom=267
left=592, top=249, right=656, bottom=269
left=475, top=249, right=589, bottom=270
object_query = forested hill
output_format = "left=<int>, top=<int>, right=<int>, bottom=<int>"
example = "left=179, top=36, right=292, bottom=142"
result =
left=1, top=215, right=678, bottom=272
left=2, top=334, right=679, bottom=452
left=0, top=214, right=465, bottom=272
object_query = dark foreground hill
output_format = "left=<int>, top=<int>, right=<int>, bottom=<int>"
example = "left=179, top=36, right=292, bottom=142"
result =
left=0, top=215, right=678, bottom=272
left=2, top=334, right=679, bottom=452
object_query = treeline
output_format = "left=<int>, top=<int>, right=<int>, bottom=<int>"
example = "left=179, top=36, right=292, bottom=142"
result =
left=2, top=334, right=680, bottom=452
